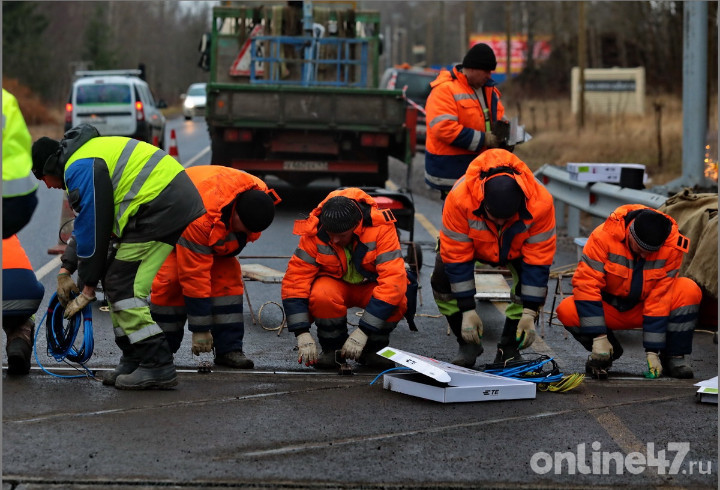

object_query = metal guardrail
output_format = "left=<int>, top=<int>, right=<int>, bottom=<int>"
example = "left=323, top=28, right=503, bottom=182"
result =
left=534, top=164, right=669, bottom=238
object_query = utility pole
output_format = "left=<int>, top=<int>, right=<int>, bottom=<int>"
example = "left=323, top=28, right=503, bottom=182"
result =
left=505, top=2, right=512, bottom=81
left=577, top=1, right=586, bottom=131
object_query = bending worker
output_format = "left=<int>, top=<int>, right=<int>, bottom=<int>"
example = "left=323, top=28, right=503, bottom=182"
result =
left=557, top=205, right=701, bottom=379
left=3, top=235, right=44, bottom=374
left=431, top=149, right=556, bottom=368
left=282, top=188, right=408, bottom=369
left=150, top=166, right=279, bottom=371
left=32, top=123, right=205, bottom=390
left=3, top=88, right=38, bottom=238
left=424, top=43, right=507, bottom=198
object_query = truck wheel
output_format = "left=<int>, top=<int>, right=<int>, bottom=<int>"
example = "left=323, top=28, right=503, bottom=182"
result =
left=405, top=242, right=423, bottom=272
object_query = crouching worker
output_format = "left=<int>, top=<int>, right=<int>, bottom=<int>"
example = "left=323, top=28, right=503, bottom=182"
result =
left=432, top=149, right=556, bottom=368
left=32, top=124, right=205, bottom=390
left=282, top=188, right=408, bottom=370
left=2, top=235, right=44, bottom=374
left=150, top=166, right=279, bottom=370
left=557, top=205, right=702, bottom=379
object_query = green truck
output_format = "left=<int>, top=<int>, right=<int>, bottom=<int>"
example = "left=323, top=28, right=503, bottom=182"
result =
left=202, top=1, right=416, bottom=188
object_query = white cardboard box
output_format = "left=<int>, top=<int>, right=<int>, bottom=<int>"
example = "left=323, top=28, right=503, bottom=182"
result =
left=566, top=162, right=646, bottom=184
left=378, top=347, right=536, bottom=403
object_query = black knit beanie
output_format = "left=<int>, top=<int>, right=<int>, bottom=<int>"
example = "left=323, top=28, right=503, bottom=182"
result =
left=629, top=210, right=672, bottom=251
left=483, top=175, right=524, bottom=219
left=31, top=137, right=62, bottom=180
left=235, top=189, right=276, bottom=232
left=319, top=196, right=362, bottom=233
left=462, top=43, right=497, bottom=71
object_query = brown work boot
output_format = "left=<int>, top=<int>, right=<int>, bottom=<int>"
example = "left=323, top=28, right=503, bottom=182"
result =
left=214, top=350, right=254, bottom=369
left=6, top=318, right=34, bottom=375
left=662, top=355, right=693, bottom=379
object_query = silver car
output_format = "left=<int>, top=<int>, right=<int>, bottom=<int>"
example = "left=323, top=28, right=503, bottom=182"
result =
left=182, top=83, right=207, bottom=120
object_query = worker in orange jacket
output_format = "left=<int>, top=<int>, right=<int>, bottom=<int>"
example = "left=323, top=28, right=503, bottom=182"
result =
left=424, top=43, right=507, bottom=197
left=2, top=235, right=44, bottom=374
left=557, top=205, right=702, bottom=379
left=431, top=149, right=556, bottom=368
left=148, top=166, right=280, bottom=374
left=281, top=188, right=408, bottom=369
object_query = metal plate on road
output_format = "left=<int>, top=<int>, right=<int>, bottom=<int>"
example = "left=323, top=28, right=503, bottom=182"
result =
left=283, top=161, right=329, bottom=171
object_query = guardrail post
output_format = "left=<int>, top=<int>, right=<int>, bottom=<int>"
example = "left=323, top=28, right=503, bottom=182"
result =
left=567, top=206, right=581, bottom=238
left=554, top=201, right=566, bottom=230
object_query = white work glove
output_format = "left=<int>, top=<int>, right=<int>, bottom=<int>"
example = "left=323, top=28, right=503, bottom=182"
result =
left=57, top=273, right=80, bottom=307
left=484, top=131, right=501, bottom=149
left=645, top=352, right=663, bottom=379
left=296, top=332, right=318, bottom=366
left=63, top=292, right=96, bottom=319
left=191, top=331, right=214, bottom=355
left=590, top=334, right=613, bottom=361
left=460, top=309, right=483, bottom=344
left=341, top=328, right=368, bottom=361
left=516, top=308, right=538, bottom=349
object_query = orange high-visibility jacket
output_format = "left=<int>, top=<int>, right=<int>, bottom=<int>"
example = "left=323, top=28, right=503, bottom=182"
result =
left=281, top=188, right=407, bottom=334
left=174, top=166, right=273, bottom=301
left=440, top=149, right=556, bottom=310
left=424, top=66, right=505, bottom=191
left=572, top=204, right=691, bottom=337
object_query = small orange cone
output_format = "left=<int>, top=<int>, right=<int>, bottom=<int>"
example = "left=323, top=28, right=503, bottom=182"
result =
left=168, top=129, right=179, bottom=160
left=152, top=134, right=159, bottom=148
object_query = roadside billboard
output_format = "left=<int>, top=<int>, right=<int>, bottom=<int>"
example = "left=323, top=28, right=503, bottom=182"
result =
left=469, top=34, right=551, bottom=75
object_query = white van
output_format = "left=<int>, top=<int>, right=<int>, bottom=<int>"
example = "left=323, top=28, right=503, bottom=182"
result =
left=64, top=69, right=167, bottom=148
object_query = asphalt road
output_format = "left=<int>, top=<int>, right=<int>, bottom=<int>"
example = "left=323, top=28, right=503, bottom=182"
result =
left=2, top=118, right=717, bottom=489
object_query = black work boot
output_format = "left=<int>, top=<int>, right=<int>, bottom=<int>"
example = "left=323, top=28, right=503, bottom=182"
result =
left=358, top=339, right=396, bottom=370
left=103, top=335, right=140, bottom=386
left=586, top=356, right=612, bottom=380
left=103, top=356, right=140, bottom=386
left=661, top=355, right=693, bottom=379
left=446, top=312, right=483, bottom=368
left=214, top=350, right=254, bottom=369
left=6, top=318, right=34, bottom=375
left=115, top=334, right=177, bottom=390
left=494, top=317, right=523, bottom=364
left=313, top=350, right=339, bottom=370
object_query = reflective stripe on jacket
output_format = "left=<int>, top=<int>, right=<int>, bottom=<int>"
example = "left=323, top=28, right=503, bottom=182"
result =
left=281, top=188, right=407, bottom=334
left=572, top=204, right=691, bottom=340
left=173, top=166, right=272, bottom=324
left=440, top=149, right=556, bottom=308
left=2, top=235, right=44, bottom=315
left=2, top=89, right=37, bottom=198
left=424, top=66, right=505, bottom=191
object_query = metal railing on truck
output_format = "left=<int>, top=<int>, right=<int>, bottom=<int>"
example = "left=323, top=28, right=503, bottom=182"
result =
left=534, top=164, right=668, bottom=238
left=250, top=35, right=369, bottom=87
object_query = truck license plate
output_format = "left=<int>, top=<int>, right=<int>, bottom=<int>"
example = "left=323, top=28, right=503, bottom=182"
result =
left=283, top=161, right=328, bottom=171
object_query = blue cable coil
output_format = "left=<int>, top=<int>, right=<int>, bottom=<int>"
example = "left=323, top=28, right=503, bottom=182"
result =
left=484, top=355, right=564, bottom=383
left=33, top=292, right=95, bottom=378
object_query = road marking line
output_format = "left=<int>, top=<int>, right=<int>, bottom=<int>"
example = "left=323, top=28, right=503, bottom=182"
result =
left=184, top=145, right=210, bottom=168
left=236, top=393, right=686, bottom=458
left=36, top=256, right=62, bottom=280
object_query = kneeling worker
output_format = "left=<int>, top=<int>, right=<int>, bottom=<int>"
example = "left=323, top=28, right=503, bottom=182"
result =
left=282, top=188, right=408, bottom=369
left=557, top=205, right=701, bottom=379
left=431, top=148, right=556, bottom=367
left=150, top=166, right=279, bottom=370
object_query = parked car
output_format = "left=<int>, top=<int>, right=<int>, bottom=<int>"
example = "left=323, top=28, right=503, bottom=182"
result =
left=182, top=82, right=207, bottom=120
left=64, top=69, right=167, bottom=147
left=380, top=65, right=438, bottom=147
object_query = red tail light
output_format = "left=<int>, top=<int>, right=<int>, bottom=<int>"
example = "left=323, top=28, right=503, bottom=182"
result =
left=360, top=133, right=389, bottom=147
left=373, top=196, right=404, bottom=209
left=135, top=101, right=145, bottom=121
left=65, top=103, right=73, bottom=123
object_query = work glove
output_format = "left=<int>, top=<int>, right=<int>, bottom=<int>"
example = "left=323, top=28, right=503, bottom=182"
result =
left=644, top=351, right=663, bottom=379
left=590, top=334, right=613, bottom=361
left=516, top=308, right=538, bottom=349
left=191, top=331, right=214, bottom=355
left=57, top=273, right=80, bottom=308
left=341, top=328, right=368, bottom=361
left=484, top=131, right=501, bottom=149
left=63, top=292, right=96, bottom=319
left=460, top=309, right=483, bottom=344
left=297, top=332, right=318, bottom=366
